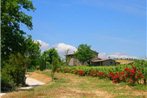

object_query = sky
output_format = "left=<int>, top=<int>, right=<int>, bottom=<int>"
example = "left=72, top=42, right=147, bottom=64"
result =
left=23, top=0, right=146, bottom=59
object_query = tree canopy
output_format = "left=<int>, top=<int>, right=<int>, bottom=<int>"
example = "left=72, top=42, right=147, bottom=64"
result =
left=74, top=44, right=97, bottom=65
left=41, top=48, right=60, bottom=68
left=24, top=36, right=41, bottom=69
left=1, top=0, right=35, bottom=63
left=41, top=48, right=60, bottom=79
left=1, top=0, right=36, bottom=91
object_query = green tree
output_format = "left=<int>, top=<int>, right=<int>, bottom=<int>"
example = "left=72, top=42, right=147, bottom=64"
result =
left=51, top=56, right=59, bottom=80
left=1, top=0, right=35, bottom=91
left=74, top=44, right=97, bottom=65
left=1, top=0, right=35, bottom=64
left=41, top=48, right=60, bottom=80
left=24, top=36, right=41, bottom=70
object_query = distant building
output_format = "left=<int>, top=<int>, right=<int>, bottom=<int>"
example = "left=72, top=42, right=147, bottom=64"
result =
left=91, top=58, right=116, bottom=66
left=65, top=52, right=116, bottom=66
left=66, top=54, right=82, bottom=66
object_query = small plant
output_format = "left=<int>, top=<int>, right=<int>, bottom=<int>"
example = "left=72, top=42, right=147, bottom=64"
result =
left=97, top=71, right=105, bottom=79
left=77, top=70, right=85, bottom=76
left=51, top=57, right=60, bottom=80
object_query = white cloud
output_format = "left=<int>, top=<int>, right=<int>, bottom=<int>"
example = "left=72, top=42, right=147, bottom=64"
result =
left=98, top=52, right=109, bottom=59
left=54, top=43, right=77, bottom=58
left=108, top=52, right=138, bottom=59
left=34, top=41, right=76, bottom=58
left=98, top=52, right=138, bottom=59
left=36, top=40, right=49, bottom=51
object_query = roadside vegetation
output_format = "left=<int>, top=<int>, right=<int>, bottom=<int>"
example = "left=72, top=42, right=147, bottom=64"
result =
left=58, top=60, right=147, bottom=86
left=2, top=70, right=147, bottom=98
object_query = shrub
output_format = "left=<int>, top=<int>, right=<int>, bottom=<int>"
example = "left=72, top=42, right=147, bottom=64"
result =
left=1, top=64, right=15, bottom=91
left=77, top=70, right=85, bottom=76
left=88, top=69, right=98, bottom=77
left=124, top=66, right=144, bottom=85
left=134, top=60, right=147, bottom=85
left=58, top=62, right=145, bottom=85
left=1, top=53, right=26, bottom=92
left=97, top=71, right=106, bottom=79
left=108, top=66, right=144, bottom=84
left=1, top=63, right=26, bottom=91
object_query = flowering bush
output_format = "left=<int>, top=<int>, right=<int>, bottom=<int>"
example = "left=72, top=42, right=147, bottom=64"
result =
left=124, top=66, right=144, bottom=84
left=97, top=71, right=106, bottom=79
left=108, top=66, right=144, bottom=84
left=59, top=62, right=146, bottom=85
left=77, top=70, right=85, bottom=76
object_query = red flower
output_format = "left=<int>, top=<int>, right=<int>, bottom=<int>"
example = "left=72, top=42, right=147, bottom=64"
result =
left=97, top=72, right=105, bottom=78
left=78, top=70, right=85, bottom=76
left=125, top=68, right=129, bottom=71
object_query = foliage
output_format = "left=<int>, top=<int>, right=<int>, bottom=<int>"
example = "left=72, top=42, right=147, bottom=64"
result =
left=1, top=0, right=35, bottom=63
left=133, top=60, right=147, bottom=85
left=1, top=0, right=35, bottom=92
left=24, top=36, right=41, bottom=70
left=40, top=48, right=60, bottom=70
left=1, top=53, right=26, bottom=91
left=74, top=44, right=97, bottom=65
left=41, top=48, right=61, bottom=80
left=108, top=66, right=144, bottom=84
left=3, top=70, right=147, bottom=98
left=58, top=60, right=146, bottom=85
left=1, top=65, right=15, bottom=91
left=51, top=56, right=60, bottom=79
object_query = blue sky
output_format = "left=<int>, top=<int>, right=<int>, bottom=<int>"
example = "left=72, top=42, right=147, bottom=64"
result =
left=24, top=0, right=146, bottom=58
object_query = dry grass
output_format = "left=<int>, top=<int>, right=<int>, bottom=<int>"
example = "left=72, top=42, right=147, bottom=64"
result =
left=115, top=60, right=134, bottom=64
left=2, top=70, right=147, bottom=98
left=27, top=71, right=52, bottom=83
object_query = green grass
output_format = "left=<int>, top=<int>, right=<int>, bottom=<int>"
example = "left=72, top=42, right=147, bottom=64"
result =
left=133, top=84, right=147, bottom=91
left=2, top=71, right=147, bottom=98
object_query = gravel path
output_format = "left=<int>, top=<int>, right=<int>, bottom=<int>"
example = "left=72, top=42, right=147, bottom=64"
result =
left=0, top=76, right=45, bottom=97
left=26, top=77, right=45, bottom=86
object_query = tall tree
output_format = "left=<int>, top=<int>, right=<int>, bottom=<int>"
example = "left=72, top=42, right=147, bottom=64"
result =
left=1, top=0, right=35, bottom=64
left=41, top=48, right=60, bottom=69
left=24, top=36, right=41, bottom=70
left=41, top=48, right=60, bottom=80
left=1, top=0, right=35, bottom=91
left=74, top=44, right=97, bottom=65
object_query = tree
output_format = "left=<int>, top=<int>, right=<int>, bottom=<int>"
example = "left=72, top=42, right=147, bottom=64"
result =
left=74, top=44, right=97, bottom=65
left=1, top=0, right=35, bottom=91
left=1, top=0, right=35, bottom=64
left=24, top=36, right=41, bottom=70
left=41, top=48, right=60, bottom=79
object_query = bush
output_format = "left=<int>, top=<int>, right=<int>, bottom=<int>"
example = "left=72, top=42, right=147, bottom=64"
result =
left=1, top=53, right=26, bottom=92
left=1, top=63, right=26, bottom=91
left=77, top=70, right=85, bottom=76
left=134, top=60, right=147, bottom=85
left=58, top=63, right=145, bottom=85
left=1, top=64, right=15, bottom=91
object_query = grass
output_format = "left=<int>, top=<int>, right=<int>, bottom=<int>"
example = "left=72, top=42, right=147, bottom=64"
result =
left=2, top=70, right=147, bottom=98
left=115, top=59, right=134, bottom=64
